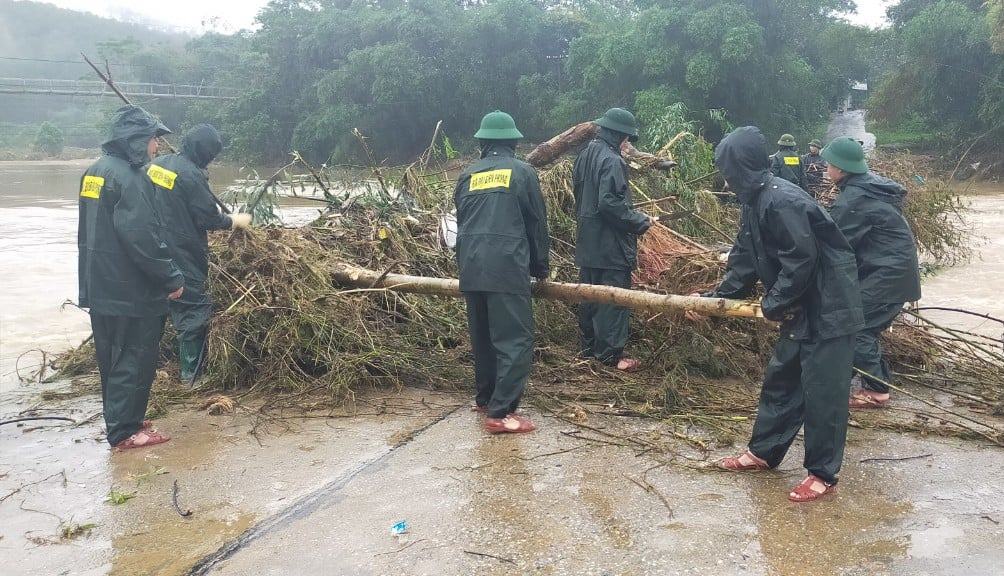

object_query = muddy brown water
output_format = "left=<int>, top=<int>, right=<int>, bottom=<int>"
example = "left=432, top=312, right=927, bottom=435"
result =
left=0, top=160, right=321, bottom=393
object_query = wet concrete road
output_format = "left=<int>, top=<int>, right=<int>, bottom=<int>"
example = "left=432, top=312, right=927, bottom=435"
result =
left=3, top=385, right=1002, bottom=576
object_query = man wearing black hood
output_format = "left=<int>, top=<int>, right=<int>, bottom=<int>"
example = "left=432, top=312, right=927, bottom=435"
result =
left=78, top=105, right=183, bottom=450
left=704, top=126, right=864, bottom=502
left=822, top=138, right=921, bottom=409
left=573, top=108, right=656, bottom=372
left=149, top=124, right=252, bottom=385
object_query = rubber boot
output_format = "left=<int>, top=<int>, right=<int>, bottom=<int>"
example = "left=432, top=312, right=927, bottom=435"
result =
left=178, top=336, right=206, bottom=385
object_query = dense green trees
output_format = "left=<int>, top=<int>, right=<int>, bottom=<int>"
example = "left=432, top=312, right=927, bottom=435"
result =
left=33, top=122, right=64, bottom=156
left=869, top=0, right=1003, bottom=154
left=4, top=0, right=1000, bottom=163
left=176, top=0, right=876, bottom=163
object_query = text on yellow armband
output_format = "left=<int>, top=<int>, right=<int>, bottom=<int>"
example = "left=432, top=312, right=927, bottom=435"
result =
left=469, top=169, right=512, bottom=192
left=80, top=175, right=104, bottom=199
left=783, top=156, right=801, bottom=166
left=147, top=165, right=178, bottom=190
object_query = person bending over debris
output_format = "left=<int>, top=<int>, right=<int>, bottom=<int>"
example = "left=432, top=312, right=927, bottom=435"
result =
left=801, top=139, right=827, bottom=199
left=770, top=133, right=806, bottom=191
left=454, top=110, right=550, bottom=434
left=572, top=108, right=656, bottom=371
left=149, top=124, right=252, bottom=385
left=78, top=105, right=183, bottom=450
left=701, top=126, right=864, bottom=502
left=823, top=137, right=921, bottom=409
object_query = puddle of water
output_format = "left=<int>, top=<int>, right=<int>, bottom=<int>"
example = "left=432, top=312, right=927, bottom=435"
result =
left=742, top=471, right=912, bottom=576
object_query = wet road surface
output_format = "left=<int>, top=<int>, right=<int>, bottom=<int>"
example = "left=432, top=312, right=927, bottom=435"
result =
left=3, top=387, right=1002, bottom=576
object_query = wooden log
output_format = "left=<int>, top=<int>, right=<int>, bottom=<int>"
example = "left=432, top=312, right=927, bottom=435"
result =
left=332, top=265, right=762, bottom=319
left=526, top=121, right=676, bottom=171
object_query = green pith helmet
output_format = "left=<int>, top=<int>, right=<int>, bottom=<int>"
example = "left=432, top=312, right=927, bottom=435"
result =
left=808, top=139, right=822, bottom=149
left=821, top=137, right=868, bottom=174
left=473, top=110, right=523, bottom=140
left=594, top=107, right=639, bottom=142
left=777, top=134, right=797, bottom=147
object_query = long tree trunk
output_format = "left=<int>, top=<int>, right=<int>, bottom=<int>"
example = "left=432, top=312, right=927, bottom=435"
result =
left=332, top=265, right=762, bottom=319
left=525, top=121, right=677, bottom=171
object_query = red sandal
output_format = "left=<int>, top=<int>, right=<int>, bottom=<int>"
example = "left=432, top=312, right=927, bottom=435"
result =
left=616, top=358, right=641, bottom=372
left=114, top=430, right=171, bottom=450
left=849, top=390, right=890, bottom=409
left=717, top=450, right=769, bottom=471
left=484, top=414, right=536, bottom=434
left=788, top=475, right=837, bottom=502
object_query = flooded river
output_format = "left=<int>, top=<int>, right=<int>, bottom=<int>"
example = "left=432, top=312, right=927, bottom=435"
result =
left=0, top=160, right=321, bottom=393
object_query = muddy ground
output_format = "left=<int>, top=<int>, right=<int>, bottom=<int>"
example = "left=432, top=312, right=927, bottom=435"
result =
left=2, top=384, right=1003, bottom=576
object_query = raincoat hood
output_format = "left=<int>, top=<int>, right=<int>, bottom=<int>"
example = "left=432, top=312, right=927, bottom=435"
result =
left=842, top=172, right=907, bottom=207
left=180, top=124, right=223, bottom=169
left=597, top=127, right=625, bottom=151
left=715, top=126, right=770, bottom=203
left=479, top=140, right=517, bottom=159
left=101, top=105, right=170, bottom=167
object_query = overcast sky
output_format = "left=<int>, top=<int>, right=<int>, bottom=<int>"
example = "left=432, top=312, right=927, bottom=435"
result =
left=36, top=0, right=897, bottom=33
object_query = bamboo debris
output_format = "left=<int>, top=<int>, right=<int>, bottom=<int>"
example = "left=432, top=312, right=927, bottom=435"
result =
left=331, top=265, right=763, bottom=318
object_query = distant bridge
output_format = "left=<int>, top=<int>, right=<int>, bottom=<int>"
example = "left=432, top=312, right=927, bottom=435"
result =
left=0, top=77, right=239, bottom=100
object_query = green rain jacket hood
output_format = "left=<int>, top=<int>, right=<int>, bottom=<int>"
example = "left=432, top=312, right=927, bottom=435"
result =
left=712, top=127, right=863, bottom=341
left=101, top=105, right=165, bottom=167
left=453, top=141, right=550, bottom=295
left=829, top=171, right=922, bottom=305
left=79, top=108, right=183, bottom=317
left=715, top=126, right=771, bottom=203
left=572, top=127, right=652, bottom=271
left=150, top=124, right=232, bottom=332
left=181, top=124, right=223, bottom=169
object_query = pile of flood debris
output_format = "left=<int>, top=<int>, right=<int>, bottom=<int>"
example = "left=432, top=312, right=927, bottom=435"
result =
left=52, top=123, right=1002, bottom=447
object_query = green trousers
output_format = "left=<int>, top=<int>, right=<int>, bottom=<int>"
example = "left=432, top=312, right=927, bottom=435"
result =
left=90, top=313, right=165, bottom=446
left=577, top=267, right=632, bottom=365
left=855, top=302, right=904, bottom=394
left=748, top=335, right=854, bottom=484
left=464, top=292, right=534, bottom=419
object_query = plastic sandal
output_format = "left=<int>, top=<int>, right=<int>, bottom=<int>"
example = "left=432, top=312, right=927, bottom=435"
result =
left=788, top=475, right=837, bottom=502
left=115, top=430, right=171, bottom=450
left=717, top=450, right=770, bottom=471
left=849, top=390, right=890, bottom=409
left=616, top=358, right=641, bottom=372
left=484, top=414, right=536, bottom=434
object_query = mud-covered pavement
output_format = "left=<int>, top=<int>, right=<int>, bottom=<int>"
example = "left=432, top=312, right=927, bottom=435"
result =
left=3, top=384, right=1003, bottom=576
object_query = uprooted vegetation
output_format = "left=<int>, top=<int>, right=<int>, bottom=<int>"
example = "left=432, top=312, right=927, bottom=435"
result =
left=50, top=121, right=1001, bottom=449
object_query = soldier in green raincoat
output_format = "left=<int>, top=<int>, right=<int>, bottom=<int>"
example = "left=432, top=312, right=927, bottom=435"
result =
left=573, top=108, right=656, bottom=372
left=78, top=105, right=182, bottom=449
left=454, top=111, right=550, bottom=434
left=823, top=137, right=922, bottom=409
left=706, top=126, right=863, bottom=502
left=801, top=139, right=828, bottom=199
left=149, top=124, right=251, bottom=385
left=770, top=133, right=806, bottom=190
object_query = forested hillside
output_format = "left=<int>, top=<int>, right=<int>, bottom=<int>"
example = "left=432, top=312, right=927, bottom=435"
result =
left=2, top=0, right=1001, bottom=164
